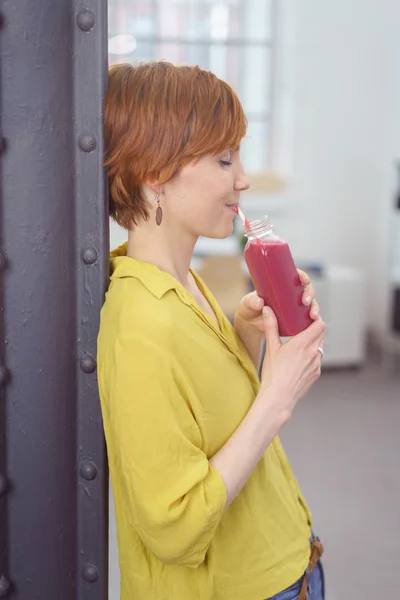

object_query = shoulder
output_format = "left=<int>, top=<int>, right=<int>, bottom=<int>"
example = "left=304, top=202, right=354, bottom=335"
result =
left=99, top=273, right=185, bottom=353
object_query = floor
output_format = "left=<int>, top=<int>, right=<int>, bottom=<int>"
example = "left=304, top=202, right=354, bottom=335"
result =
left=109, top=356, right=400, bottom=599
left=280, top=357, right=400, bottom=600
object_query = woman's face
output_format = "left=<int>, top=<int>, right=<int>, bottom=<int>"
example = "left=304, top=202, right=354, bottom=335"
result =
left=161, top=148, right=250, bottom=239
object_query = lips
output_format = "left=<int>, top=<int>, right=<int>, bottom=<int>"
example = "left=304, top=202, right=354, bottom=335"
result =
left=226, top=203, right=239, bottom=210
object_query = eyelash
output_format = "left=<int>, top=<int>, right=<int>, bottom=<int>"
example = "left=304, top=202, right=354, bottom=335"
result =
left=220, top=160, right=232, bottom=166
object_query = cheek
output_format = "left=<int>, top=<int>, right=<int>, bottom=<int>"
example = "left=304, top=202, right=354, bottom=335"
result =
left=168, top=164, right=231, bottom=215
left=204, top=171, right=232, bottom=198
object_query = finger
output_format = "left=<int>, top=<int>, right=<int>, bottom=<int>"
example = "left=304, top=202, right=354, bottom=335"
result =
left=297, top=268, right=311, bottom=286
left=302, top=284, right=315, bottom=306
left=310, top=299, right=320, bottom=319
left=312, top=355, right=322, bottom=377
left=262, top=306, right=282, bottom=354
left=242, top=291, right=264, bottom=313
left=297, top=317, right=326, bottom=345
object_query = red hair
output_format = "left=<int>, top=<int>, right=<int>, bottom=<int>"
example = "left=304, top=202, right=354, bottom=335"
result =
left=104, top=61, right=247, bottom=229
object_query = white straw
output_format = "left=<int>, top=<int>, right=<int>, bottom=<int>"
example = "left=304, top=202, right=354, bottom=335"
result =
left=236, top=206, right=247, bottom=225
left=238, top=206, right=246, bottom=223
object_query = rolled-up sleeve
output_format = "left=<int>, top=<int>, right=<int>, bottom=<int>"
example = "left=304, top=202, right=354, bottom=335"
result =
left=108, top=334, right=227, bottom=568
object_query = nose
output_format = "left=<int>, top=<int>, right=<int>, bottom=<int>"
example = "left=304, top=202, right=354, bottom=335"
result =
left=234, top=171, right=250, bottom=192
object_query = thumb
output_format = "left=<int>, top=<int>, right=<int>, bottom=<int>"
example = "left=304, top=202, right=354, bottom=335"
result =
left=262, top=306, right=281, bottom=353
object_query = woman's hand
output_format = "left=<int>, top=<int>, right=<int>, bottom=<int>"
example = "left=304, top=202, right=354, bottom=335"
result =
left=296, top=268, right=320, bottom=320
left=260, top=306, right=326, bottom=418
left=235, top=268, right=320, bottom=335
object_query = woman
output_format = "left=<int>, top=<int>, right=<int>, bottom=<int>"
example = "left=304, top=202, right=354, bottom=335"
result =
left=98, top=61, right=326, bottom=600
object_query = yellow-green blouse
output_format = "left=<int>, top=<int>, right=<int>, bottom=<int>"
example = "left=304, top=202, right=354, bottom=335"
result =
left=97, top=243, right=312, bottom=600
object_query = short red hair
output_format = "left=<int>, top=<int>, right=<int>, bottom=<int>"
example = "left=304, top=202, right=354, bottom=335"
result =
left=104, top=61, right=247, bottom=229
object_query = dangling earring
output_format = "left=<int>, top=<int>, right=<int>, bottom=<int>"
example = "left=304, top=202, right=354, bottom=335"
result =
left=155, top=190, right=163, bottom=226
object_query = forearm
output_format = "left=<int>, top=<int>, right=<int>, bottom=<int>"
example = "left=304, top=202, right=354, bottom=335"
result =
left=234, top=314, right=265, bottom=370
left=209, top=386, right=291, bottom=508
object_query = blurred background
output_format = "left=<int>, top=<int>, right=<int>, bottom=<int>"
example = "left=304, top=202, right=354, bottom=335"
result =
left=106, top=1, right=400, bottom=598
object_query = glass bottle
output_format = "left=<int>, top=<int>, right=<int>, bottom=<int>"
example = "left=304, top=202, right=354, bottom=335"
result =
left=244, top=216, right=313, bottom=336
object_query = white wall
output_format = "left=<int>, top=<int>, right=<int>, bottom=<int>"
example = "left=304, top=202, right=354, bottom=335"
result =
left=275, top=0, right=400, bottom=333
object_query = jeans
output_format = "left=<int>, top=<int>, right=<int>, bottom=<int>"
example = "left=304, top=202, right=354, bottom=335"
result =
left=266, top=534, right=326, bottom=600
left=266, top=561, right=325, bottom=600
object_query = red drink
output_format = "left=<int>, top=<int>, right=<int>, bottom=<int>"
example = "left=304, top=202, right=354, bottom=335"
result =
left=244, top=217, right=313, bottom=336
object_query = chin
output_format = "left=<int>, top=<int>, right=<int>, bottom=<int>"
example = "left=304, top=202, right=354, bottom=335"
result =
left=201, top=221, right=234, bottom=240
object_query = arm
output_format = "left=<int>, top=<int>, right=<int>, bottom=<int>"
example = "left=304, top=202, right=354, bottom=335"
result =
left=108, top=333, right=284, bottom=568
left=107, top=308, right=324, bottom=567
left=108, top=335, right=228, bottom=568
left=210, top=385, right=289, bottom=507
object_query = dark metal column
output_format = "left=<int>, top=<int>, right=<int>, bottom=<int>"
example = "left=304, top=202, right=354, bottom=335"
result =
left=0, top=0, right=109, bottom=598
left=0, top=12, right=10, bottom=597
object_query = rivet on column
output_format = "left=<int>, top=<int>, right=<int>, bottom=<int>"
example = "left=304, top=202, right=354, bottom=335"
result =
left=82, top=563, right=99, bottom=583
left=80, top=461, right=98, bottom=481
left=80, top=355, right=97, bottom=374
left=76, top=9, right=95, bottom=32
left=78, top=134, right=97, bottom=153
left=82, top=247, right=98, bottom=265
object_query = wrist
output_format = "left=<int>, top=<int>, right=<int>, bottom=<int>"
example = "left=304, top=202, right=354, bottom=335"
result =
left=255, top=383, right=293, bottom=429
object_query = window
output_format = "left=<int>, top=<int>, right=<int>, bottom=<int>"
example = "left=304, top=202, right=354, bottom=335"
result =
left=108, top=0, right=289, bottom=188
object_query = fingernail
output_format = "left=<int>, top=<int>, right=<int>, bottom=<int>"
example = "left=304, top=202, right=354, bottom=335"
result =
left=256, top=298, right=263, bottom=309
left=313, top=309, right=319, bottom=317
left=305, top=296, right=312, bottom=306
left=262, top=306, right=270, bottom=317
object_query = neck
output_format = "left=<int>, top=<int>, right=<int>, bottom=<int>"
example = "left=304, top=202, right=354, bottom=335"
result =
left=127, top=220, right=197, bottom=288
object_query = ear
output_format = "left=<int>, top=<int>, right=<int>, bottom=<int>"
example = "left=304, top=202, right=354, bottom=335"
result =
left=143, top=179, right=162, bottom=196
